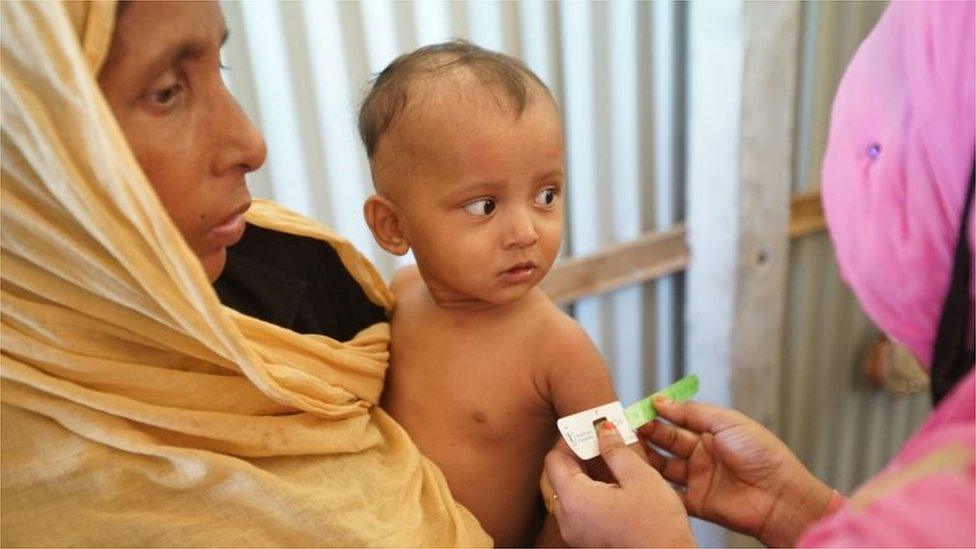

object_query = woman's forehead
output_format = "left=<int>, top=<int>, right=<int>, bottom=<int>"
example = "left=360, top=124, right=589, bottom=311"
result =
left=104, top=1, right=226, bottom=77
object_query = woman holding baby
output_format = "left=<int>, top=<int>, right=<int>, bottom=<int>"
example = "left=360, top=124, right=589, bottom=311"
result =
left=1, top=0, right=971, bottom=547
left=1, top=1, right=487, bottom=545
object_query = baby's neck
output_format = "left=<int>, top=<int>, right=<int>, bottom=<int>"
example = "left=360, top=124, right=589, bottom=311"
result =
left=424, top=284, right=534, bottom=317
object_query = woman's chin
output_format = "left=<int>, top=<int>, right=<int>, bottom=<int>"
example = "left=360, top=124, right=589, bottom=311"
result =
left=200, top=248, right=228, bottom=283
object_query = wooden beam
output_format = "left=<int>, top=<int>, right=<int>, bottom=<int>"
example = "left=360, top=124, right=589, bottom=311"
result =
left=540, top=225, right=689, bottom=305
left=789, top=188, right=826, bottom=238
left=543, top=190, right=826, bottom=305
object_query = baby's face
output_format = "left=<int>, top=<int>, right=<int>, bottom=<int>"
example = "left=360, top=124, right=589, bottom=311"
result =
left=373, top=87, right=565, bottom=308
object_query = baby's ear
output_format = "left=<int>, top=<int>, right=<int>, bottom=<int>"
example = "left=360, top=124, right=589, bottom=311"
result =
left=363, top=194, right=410, bottom=256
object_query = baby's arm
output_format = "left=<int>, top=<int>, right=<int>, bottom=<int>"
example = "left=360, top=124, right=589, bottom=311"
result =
left=540, top=312, right=618, bottom=418
left=539, top=311, right=651, bottom=476
left=533, top=308, right=647, bottom=546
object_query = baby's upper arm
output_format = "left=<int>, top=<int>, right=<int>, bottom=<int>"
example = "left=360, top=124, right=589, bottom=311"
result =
left=537, top=309, right=618, bottom=418
left=536, top=306, right=653, bottom=487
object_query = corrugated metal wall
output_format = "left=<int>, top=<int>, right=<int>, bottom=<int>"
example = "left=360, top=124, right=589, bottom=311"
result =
left=221, top=0, right=930, bottom=539
left=782, top=234, right=931, bottom=494
left=782, top=0, right=930, bottom=497
left=220, top=0, right=687, bottom=406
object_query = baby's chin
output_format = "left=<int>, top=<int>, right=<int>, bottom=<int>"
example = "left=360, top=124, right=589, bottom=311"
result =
left=421, top=261, right=554, bottom=309
left=473, top=275, right=549, bottom=308
left=426, top=279, right=540, bottom=310
left=473, top=287, right=534, bottom=308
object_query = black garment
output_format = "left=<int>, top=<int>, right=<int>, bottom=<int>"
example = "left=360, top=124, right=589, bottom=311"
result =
left=213, top=224, right=387, bottom=341
left=930, top=162, right=976, bottom=404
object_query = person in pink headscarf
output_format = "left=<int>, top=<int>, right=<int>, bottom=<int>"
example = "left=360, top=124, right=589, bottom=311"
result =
left=540, top=1, right=975, bottom=546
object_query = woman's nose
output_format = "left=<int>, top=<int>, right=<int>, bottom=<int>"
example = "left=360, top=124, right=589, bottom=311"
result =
left=212, top=88, right=267, bottom=176
left=503, top=208, right=539, bottom=249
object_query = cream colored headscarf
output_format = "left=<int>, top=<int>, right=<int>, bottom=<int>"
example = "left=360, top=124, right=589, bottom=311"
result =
left=0, top=1, right=490, bottom=546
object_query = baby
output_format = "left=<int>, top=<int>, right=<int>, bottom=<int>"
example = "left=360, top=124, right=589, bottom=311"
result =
left=360, top=41, right=623, bottom=546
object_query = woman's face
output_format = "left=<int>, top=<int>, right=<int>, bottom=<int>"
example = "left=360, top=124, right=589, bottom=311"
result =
left=98, top=1, right=266, bottom=282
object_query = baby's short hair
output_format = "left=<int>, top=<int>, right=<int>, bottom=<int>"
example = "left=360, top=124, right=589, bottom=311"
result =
left=357, top=39, right=552, bottom=159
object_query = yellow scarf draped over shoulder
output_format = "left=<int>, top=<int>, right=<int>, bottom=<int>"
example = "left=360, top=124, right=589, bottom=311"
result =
left=0, top=2, right=490, bottom=546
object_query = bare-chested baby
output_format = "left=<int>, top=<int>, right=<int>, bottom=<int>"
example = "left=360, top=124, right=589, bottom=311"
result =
left=359, top=41, right=632, bottom=547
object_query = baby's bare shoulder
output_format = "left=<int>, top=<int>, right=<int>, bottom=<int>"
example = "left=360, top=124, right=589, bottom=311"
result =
left=520, top=290, right=593, bottom=356
left=389, top=265, right=427, bottom=325
left=522, top=291, right=616, bottom=415
left=391, top=264, right=422, bottom=296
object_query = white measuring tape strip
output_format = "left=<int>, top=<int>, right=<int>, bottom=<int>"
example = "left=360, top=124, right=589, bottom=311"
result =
left=556, top=374, right=700, bottom=460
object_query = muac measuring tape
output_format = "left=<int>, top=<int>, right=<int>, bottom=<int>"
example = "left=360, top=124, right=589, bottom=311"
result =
left=556, top=374, right=699, bottom=460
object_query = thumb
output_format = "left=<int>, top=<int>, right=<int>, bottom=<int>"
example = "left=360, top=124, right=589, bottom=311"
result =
left=596, top=421, right=650, bottom=487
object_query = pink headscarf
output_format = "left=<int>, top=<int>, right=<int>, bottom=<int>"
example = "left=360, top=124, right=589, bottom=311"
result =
left=820, top=0, right=974, bottom=371
left=801, top=2, right=975, bottom=546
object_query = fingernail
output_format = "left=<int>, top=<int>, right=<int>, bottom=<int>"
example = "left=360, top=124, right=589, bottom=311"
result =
left=655, top=396, right=672, bottom=405
left=600, top=420, right=616, bottom=433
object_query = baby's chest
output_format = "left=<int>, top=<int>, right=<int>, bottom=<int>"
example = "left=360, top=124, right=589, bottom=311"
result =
left=388, top=333, right=552, bottom=436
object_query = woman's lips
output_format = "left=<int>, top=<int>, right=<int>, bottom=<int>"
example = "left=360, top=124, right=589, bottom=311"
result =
left=208, top=204, right=250, bottom=246
left=499, top=262, right=537, bottom=284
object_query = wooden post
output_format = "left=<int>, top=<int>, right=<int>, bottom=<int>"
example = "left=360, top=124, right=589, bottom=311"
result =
left=686, top=0, right=799, bottom=428
left=685, top=1, right=800, bottom=544
left=730, top=2, right=801, bottom=431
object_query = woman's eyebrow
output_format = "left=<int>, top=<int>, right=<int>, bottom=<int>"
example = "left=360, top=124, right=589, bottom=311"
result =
left=139, top=29, right=230, bottom=83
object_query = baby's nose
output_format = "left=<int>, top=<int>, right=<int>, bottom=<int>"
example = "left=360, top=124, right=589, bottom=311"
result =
left=504, top=211, right=539, bottom=249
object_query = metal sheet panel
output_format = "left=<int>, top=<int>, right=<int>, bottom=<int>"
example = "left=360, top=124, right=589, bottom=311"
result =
left=782, top=234, right=930, bottom=494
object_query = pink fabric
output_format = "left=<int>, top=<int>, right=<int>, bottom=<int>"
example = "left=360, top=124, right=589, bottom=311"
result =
left=799, top=372, right=975, bottom=547
left=802, top=2, right=976, bottom=547
left=822, top=490, right=846, bottom=516
left=820, top=1, right=975, bottom=369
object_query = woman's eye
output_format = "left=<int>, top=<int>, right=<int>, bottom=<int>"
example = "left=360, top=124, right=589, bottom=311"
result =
left=146, top=84, right=182, bottom=107
left=463, top=198, right=496, bottom=217
left=534, top=187, right=558, bottom=207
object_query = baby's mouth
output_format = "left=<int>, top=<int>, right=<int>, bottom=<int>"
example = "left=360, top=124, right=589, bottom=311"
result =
left=499, top=261, right=538, bottom=282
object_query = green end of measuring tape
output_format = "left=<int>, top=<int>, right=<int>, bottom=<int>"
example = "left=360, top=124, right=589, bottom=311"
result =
left=624, top=374, right=699, bottom=430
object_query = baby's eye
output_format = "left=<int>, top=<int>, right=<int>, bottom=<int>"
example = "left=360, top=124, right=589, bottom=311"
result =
left=463, top=198, right=496, bottom=217
left=146, top=84, right=183, bottom=107
left=534, top=187, right=558, bottom=207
